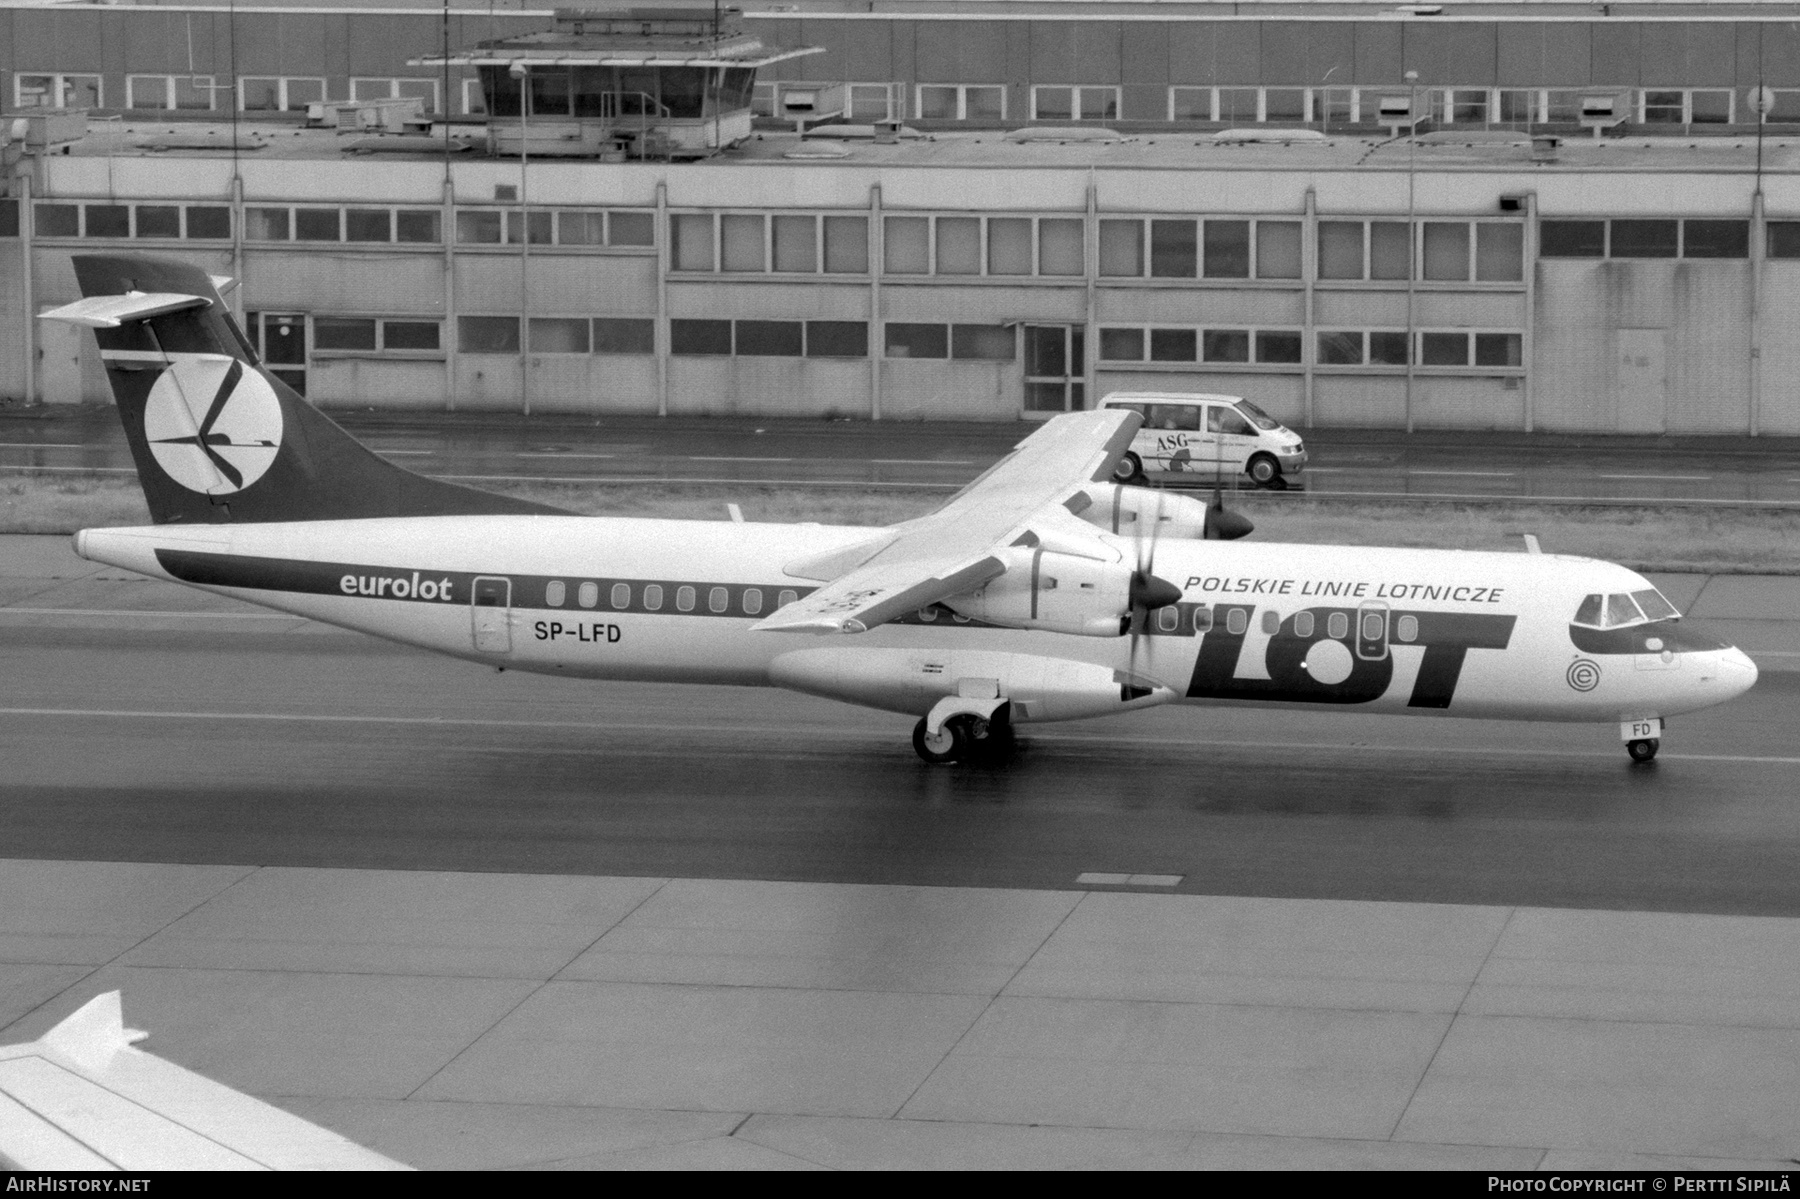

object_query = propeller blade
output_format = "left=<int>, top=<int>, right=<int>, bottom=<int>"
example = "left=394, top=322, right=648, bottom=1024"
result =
left=1203, top=488, right=1255, bottom=541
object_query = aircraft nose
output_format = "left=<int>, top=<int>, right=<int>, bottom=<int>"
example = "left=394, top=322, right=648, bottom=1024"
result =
left=1719, top=646, right=1759, bottom=696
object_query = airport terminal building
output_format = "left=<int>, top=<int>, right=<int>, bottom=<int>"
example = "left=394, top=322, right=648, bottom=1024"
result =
left=2, top=0, right=1799, bottom=435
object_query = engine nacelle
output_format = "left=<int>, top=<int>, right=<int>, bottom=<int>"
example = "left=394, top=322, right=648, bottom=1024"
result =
left=768, top=646, right=1178, bottom=723
left=1070, top=483, right=1214, bottom=539
left=942, top=548, right=1131, bottom=637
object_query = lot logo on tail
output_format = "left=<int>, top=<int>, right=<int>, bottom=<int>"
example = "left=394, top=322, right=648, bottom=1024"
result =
left=144, top=358, right=283, bottom=494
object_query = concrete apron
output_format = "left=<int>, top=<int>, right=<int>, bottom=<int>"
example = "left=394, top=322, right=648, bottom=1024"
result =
left=3, top=860, right=1799, bottom=1170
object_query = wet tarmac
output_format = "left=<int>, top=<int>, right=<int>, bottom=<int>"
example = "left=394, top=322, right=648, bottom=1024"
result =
left=7, top=407, right=1800, bottom=505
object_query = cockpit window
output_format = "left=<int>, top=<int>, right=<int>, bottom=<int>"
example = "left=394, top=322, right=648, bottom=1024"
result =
left=1575, top=590, right=1676, bottom=629
left=1632, top=588, right=1679, bottom=621
left=1605, top=593, right=1645, bottom=627
left=1235, top=399, right=1280, bottom=431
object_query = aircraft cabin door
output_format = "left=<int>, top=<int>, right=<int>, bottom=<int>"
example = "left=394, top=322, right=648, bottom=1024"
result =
left=471, top=576, right=512, bottom=653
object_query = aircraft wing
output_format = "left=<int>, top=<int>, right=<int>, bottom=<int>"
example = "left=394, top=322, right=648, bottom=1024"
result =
left=0, top=992, right=410, bottom=1171
left=753, top=408, right=1141, bottom=633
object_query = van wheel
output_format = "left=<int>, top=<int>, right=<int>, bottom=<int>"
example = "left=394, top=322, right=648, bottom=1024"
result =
left=1248, top=454, right=1281, bottom=488
left=1112, top=452, right=1144, bottom=485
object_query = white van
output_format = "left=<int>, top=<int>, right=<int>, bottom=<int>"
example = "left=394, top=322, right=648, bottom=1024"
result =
left=1097, top=392, right=1306, bottom=489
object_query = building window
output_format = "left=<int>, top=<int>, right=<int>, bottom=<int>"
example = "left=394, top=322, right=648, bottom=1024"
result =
left=1168, top=87, right=1211, bottom=122
left=33, top=204, right=79, bottom=238
left=530, top=318, right=591, bottom=354
left=1474, top=333, right=1523, bottom=367
left=127, top=75, right=217, bottom=111
left=806, top=321, right=868, bottom=358
left=1682, top=220, right=1748, bottom=259
left=14, top=73, right=101, bottom=109
left=952, top=325, right=1015, bottom=361
left=458, top=317, right=521, bottom=354
left=823, top=216, right=869, bottom=273
left=886, top=323, right=948, bottom=359
left=344, top=209, right=392, bottom=242
left=455, top=211, right=503, bottom=245
left=1318, top=332, right=1364, bottom=366
left=84, top=205, right=130, bottom=239
left=350, top=78, right=440, bottom=110
left=240, top=77, right=325, bottom=112
left=1031, top=86, right=1119, bottom=122
left=1540, top=220, right=1605, bottom=258
left=884, top=216, right=930, bottom=274
left=1099, top=220, right=1143, bottom=276
left=1610, top=220, right=1679, bottom=258
left=1256, top=222, right=1302, bottom=279
left=848, top=83, right=899, bottom=121
left=1420, top=331, right=1469, bottom=366
left=1099, top=327, right=1144, bottom=361
left=1256, top=330, right=1303, bottom=364
left=461, top=78, right=487, bottom=116
left=735, top=320, right=803, bottom=356
left=722, top=214, right=767, bottom=271
left=1769, top=222, right=1800, bottom=259
left=672, top=214, right=716, bottom=270
left=135, top=206, right=180, bottom=239
left=1152, top=329, right=1199, bottom=362
left=916, top=84, right=1004, bottom=122
left=295, top=208, right=343, bottom=242
left=1099, top=326, right=1305, bottom=367
left=593, top=318, right=654, bottom=355
left=1423, top=222, right=1471, bottom=281
left=1150, top=220, right=1197, bottom=277
left=671, top=319, right=733, bottom=356
left=314, top=318, right=378, bottom=352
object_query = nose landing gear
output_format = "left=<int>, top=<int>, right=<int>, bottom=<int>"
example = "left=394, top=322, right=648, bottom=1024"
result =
left=1627, top=737, right=1660, bottom=763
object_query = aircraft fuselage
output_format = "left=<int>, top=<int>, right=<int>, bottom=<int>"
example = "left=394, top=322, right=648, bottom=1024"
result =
left=76, top=513, right=1758, bottom=730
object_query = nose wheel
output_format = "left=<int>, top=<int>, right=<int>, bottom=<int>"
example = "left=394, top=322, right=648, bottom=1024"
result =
left=1627, top=737, right=1659, bottom=763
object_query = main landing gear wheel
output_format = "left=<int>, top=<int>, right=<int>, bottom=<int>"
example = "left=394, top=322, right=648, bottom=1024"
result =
left=913, top=716, right=969, bottom=764
left=1112, top=452, right=1143, bottom=485
left=912, top=713, right=1013, bottom=764
left=1247, top=454, right=1284, bottom=489
left=1627, top=737, right=1660, bottom=763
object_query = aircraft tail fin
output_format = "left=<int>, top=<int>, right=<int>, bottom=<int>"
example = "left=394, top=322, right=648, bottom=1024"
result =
left=41, top=254, right=566, bottom=525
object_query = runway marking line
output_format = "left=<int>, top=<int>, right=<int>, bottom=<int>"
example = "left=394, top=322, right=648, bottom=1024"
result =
left=1596, top=474, right=1714, bottom=481
left=1077, top=873, right=1183, bottom=887
left=3, top=707, right=1797, bottom=765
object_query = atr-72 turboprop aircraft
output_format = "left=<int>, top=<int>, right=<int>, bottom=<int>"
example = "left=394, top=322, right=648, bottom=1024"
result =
left=46, top=255, right=1756, bottom=763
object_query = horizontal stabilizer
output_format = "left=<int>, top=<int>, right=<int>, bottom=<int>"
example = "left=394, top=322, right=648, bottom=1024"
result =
left=39, top=291, right=212, bottom=328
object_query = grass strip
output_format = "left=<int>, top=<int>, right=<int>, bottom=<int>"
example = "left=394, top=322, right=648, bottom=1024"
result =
left=6, top=474, right=1799, bottom=576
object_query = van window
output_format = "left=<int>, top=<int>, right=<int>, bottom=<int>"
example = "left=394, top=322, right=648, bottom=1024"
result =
left=1148, top=404, right=1200, bottom=431
left=1106, top=400, right=1147, bottom=417
left=1209, top=406, right=1254, bottom=435
left=1235, top=399, right=1280, bottom=430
